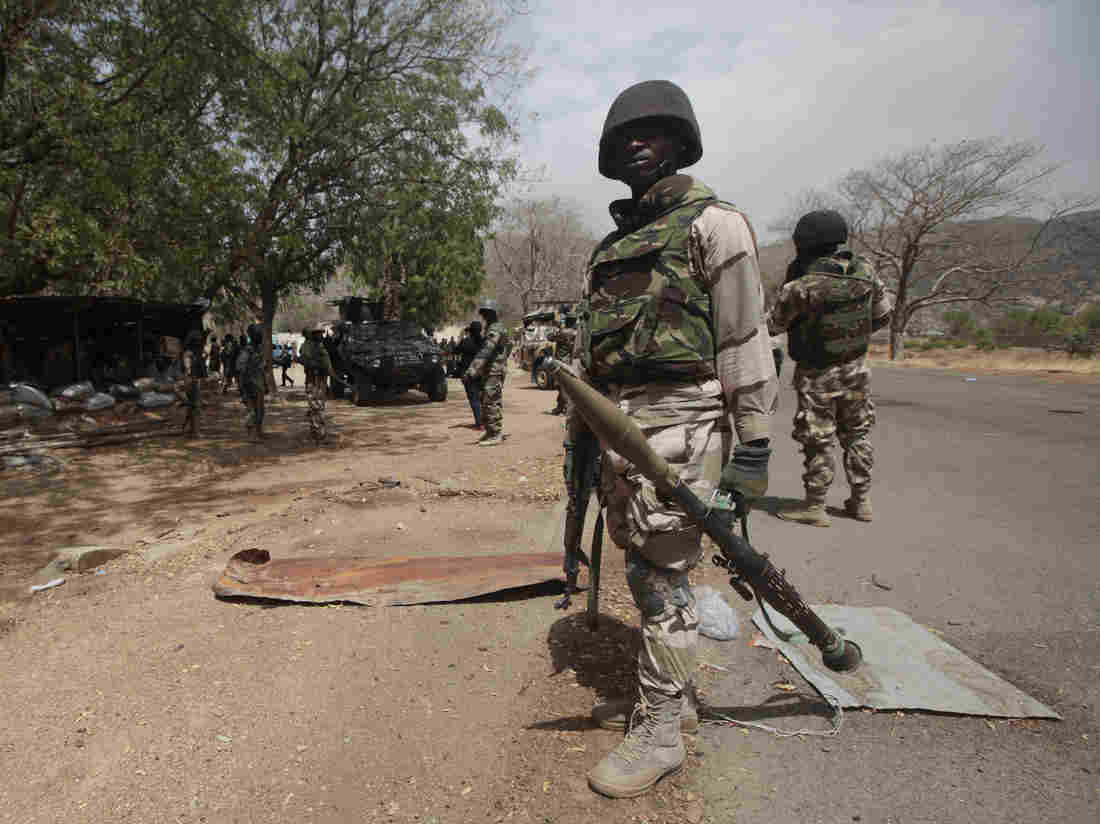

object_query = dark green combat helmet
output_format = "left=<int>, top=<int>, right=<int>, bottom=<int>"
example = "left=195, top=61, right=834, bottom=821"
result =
left=793, top=210, right=848, bottom=253
left=246, top=323, right=264, bottom=345
left=598, top=80, right=702, bottom=180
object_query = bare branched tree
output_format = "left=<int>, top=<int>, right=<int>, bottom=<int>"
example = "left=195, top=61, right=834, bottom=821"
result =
left=488, top=197, right=594, bottom=316
left=836, top=139, right=1096, bottom=358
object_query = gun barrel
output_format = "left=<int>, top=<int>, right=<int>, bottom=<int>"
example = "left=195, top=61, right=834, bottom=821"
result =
left=545, top=358, right=862, bottom=673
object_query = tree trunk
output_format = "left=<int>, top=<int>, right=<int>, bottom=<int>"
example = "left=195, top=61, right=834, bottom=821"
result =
left=889, top=323, right=906, bottom=360
left=261, top=280, right=277, bottom=397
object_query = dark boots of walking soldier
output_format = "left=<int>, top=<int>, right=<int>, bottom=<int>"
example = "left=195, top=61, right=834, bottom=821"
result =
left=573, top=80, right=778, bottom=799
left=767, top=210, right=893, bottom=526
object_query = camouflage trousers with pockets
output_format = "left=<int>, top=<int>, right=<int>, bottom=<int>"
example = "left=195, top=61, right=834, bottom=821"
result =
left=791, top=358, right=875, bottom=502
left=305, top=370, right=327, bottom=441
left=480, top=372, right=504, bottom=436
left=598, top=381, right=726, bottom=698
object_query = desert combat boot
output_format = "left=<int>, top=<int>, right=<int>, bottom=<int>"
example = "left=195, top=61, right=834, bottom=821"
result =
left=777, top=499, right=830, bottom=527
left=591, top=686, right=698, bottom=733
left=587, top=690, right=685, bottom=798
left=844, top=495, right=873, bottom=522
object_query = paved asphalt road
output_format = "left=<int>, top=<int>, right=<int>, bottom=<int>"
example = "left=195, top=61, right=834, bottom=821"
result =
left=695, top=364, right=1099, bottom=824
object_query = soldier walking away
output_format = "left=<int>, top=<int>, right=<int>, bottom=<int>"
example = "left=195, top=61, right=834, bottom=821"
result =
left=278, top=344, right=295, bottom=387
left=767, top=210, right=893, bottom=527
left=547, top=314, right=577, bottom=415
left=179, top=330, right=205, bottom=437
left=221, top=333, right=238, bottom=393
left=456, top=321, right=484, bottom=428
left=208, top=336, right=221, bottom=375
left=237, top=324, right=267, bottom=439
left=574, top=80, right=778, bottom=799
left=464, top=300, right=510, bottom=445
left=298, top=325, right=341, bottom=442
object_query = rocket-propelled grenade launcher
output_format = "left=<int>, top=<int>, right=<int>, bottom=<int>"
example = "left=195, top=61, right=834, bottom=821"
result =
left=545, top=358, right=862, bottom=673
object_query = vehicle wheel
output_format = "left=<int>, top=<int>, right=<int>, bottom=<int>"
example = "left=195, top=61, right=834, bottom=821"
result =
left=534, top=364, right=553, bottom=390
left=352, top=374, right=374, bottom=407
left=427, top=369, right=448, bottom=402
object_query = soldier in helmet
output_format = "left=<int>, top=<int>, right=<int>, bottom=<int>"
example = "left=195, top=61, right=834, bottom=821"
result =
left=573, top=80, right=778, bottom=798
left=298, top=324, right=342, bottom=441
left=236, top=323, right=267, bottom=439
left=767, top=210, right=893, bottom=526
left=546, top=312, right=577, bottom=415
left=464, top=300, right=510, bottom=445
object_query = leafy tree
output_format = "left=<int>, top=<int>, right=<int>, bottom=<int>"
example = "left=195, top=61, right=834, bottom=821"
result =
left=212, top=0, right=522, bottom=389
left=0, top=1, right=247, bottom=297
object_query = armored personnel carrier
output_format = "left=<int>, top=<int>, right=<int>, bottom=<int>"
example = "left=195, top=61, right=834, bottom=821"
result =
left=331, top=298, right=447, bottom=406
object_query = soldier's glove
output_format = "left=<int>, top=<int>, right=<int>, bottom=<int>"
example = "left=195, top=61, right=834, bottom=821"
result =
left=718, top=441, right=772, bottom=517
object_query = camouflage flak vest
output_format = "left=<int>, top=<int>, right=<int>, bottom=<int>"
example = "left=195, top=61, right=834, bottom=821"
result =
left=788, top=252, right=875, bottom=369
left=580, top=177, right=729, bottom=384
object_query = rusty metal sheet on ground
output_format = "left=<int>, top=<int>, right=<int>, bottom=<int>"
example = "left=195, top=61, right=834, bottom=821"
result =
left=752, top=605, right=1060, bottom=719
left=213, top=549, right=566, bottom=606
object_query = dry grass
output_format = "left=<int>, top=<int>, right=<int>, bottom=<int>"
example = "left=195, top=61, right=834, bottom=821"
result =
left=868, top=343, right=1100, bottom=379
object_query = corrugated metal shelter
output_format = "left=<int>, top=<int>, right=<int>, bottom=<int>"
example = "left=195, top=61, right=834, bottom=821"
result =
left=0, top=296, right=207, bottom=390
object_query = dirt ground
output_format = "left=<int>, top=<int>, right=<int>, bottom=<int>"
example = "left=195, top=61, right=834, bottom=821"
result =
left=1, top=361, right=1097, bottom=824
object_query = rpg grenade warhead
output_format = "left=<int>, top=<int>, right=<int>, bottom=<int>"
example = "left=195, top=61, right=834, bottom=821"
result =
left=793, top=210, right=848, bottom=253
left=598, top=80, right=703, bottom=180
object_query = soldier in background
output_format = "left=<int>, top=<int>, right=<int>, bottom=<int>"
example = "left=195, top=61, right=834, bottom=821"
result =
left=767, top=210, right=893, bottom=526
left=298, top=325, right=341, bottom=441
left=208, top=336, right=221, bottom=375
left=546, top=313, right=577, bottom=415
left=236, top=324, right=267, bottom=439
left=221, top=333, right=238, bottom=393
left=455, top=321, right=484, bottom=428
left=464, top=300, right=510, bottom=445
left=572, top=80, right=777, bottom=799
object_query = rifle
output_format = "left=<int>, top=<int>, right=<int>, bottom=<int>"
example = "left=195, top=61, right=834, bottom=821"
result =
left=545, top=358, right=862, bottom=673
left=554, top=428, right=602, bottom=628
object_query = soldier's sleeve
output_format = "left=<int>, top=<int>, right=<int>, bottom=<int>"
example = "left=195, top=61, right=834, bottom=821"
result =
left=469, top=327, right=499, bottom=377
left=766, top=280, right=810, bottom=334
left=869, top=264, right=893, bottom=332
left=690, top=205, right=777, bottom=444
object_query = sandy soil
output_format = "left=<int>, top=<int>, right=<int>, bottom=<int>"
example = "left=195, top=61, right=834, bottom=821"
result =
left=1, top=364, right=1097, bottom=823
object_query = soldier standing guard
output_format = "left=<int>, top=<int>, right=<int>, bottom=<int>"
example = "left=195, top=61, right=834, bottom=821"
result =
left=236, top=324, right=267, bottom=440
left=546, top=314, right=577, bottom=415
left=464, top=299, right=510, bottom=446
left=298, top=325, right=341, bottom=442
left=569, top=80, right=778, bottom=798
left=767, top=210, right=893, bottom=526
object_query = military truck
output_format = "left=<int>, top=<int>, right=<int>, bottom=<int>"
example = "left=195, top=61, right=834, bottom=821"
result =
left=517, top=306, right=575, bottom=390
left=330, top=298, right=448, bottom=406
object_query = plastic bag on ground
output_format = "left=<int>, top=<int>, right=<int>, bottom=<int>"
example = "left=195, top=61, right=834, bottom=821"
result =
left=12, top=384, right=53, bottom=410
left=137, top=391, right=176, bottom=409
left=84, top=393, right=116, bottom=411
left=696, top=585, right=740, bottom=641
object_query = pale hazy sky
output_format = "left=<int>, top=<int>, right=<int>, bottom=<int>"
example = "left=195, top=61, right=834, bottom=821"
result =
left=502, top=0, right=1099, bottom=241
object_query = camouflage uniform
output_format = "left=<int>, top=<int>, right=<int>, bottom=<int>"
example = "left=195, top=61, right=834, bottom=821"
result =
left=574, top=174, right=777, bottom=701
left=767, top=253, right=892, bottom=505
left=236, top=340, right=266, bottom=436
left=299, top=336, right=337, bottom=441
left=468, top=321, right=510, bottom=438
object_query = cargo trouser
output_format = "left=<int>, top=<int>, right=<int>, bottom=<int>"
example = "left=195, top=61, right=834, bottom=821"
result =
left=791, top=359, right=875, bottom=502
left=599, top=385, right=725, bottom=698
